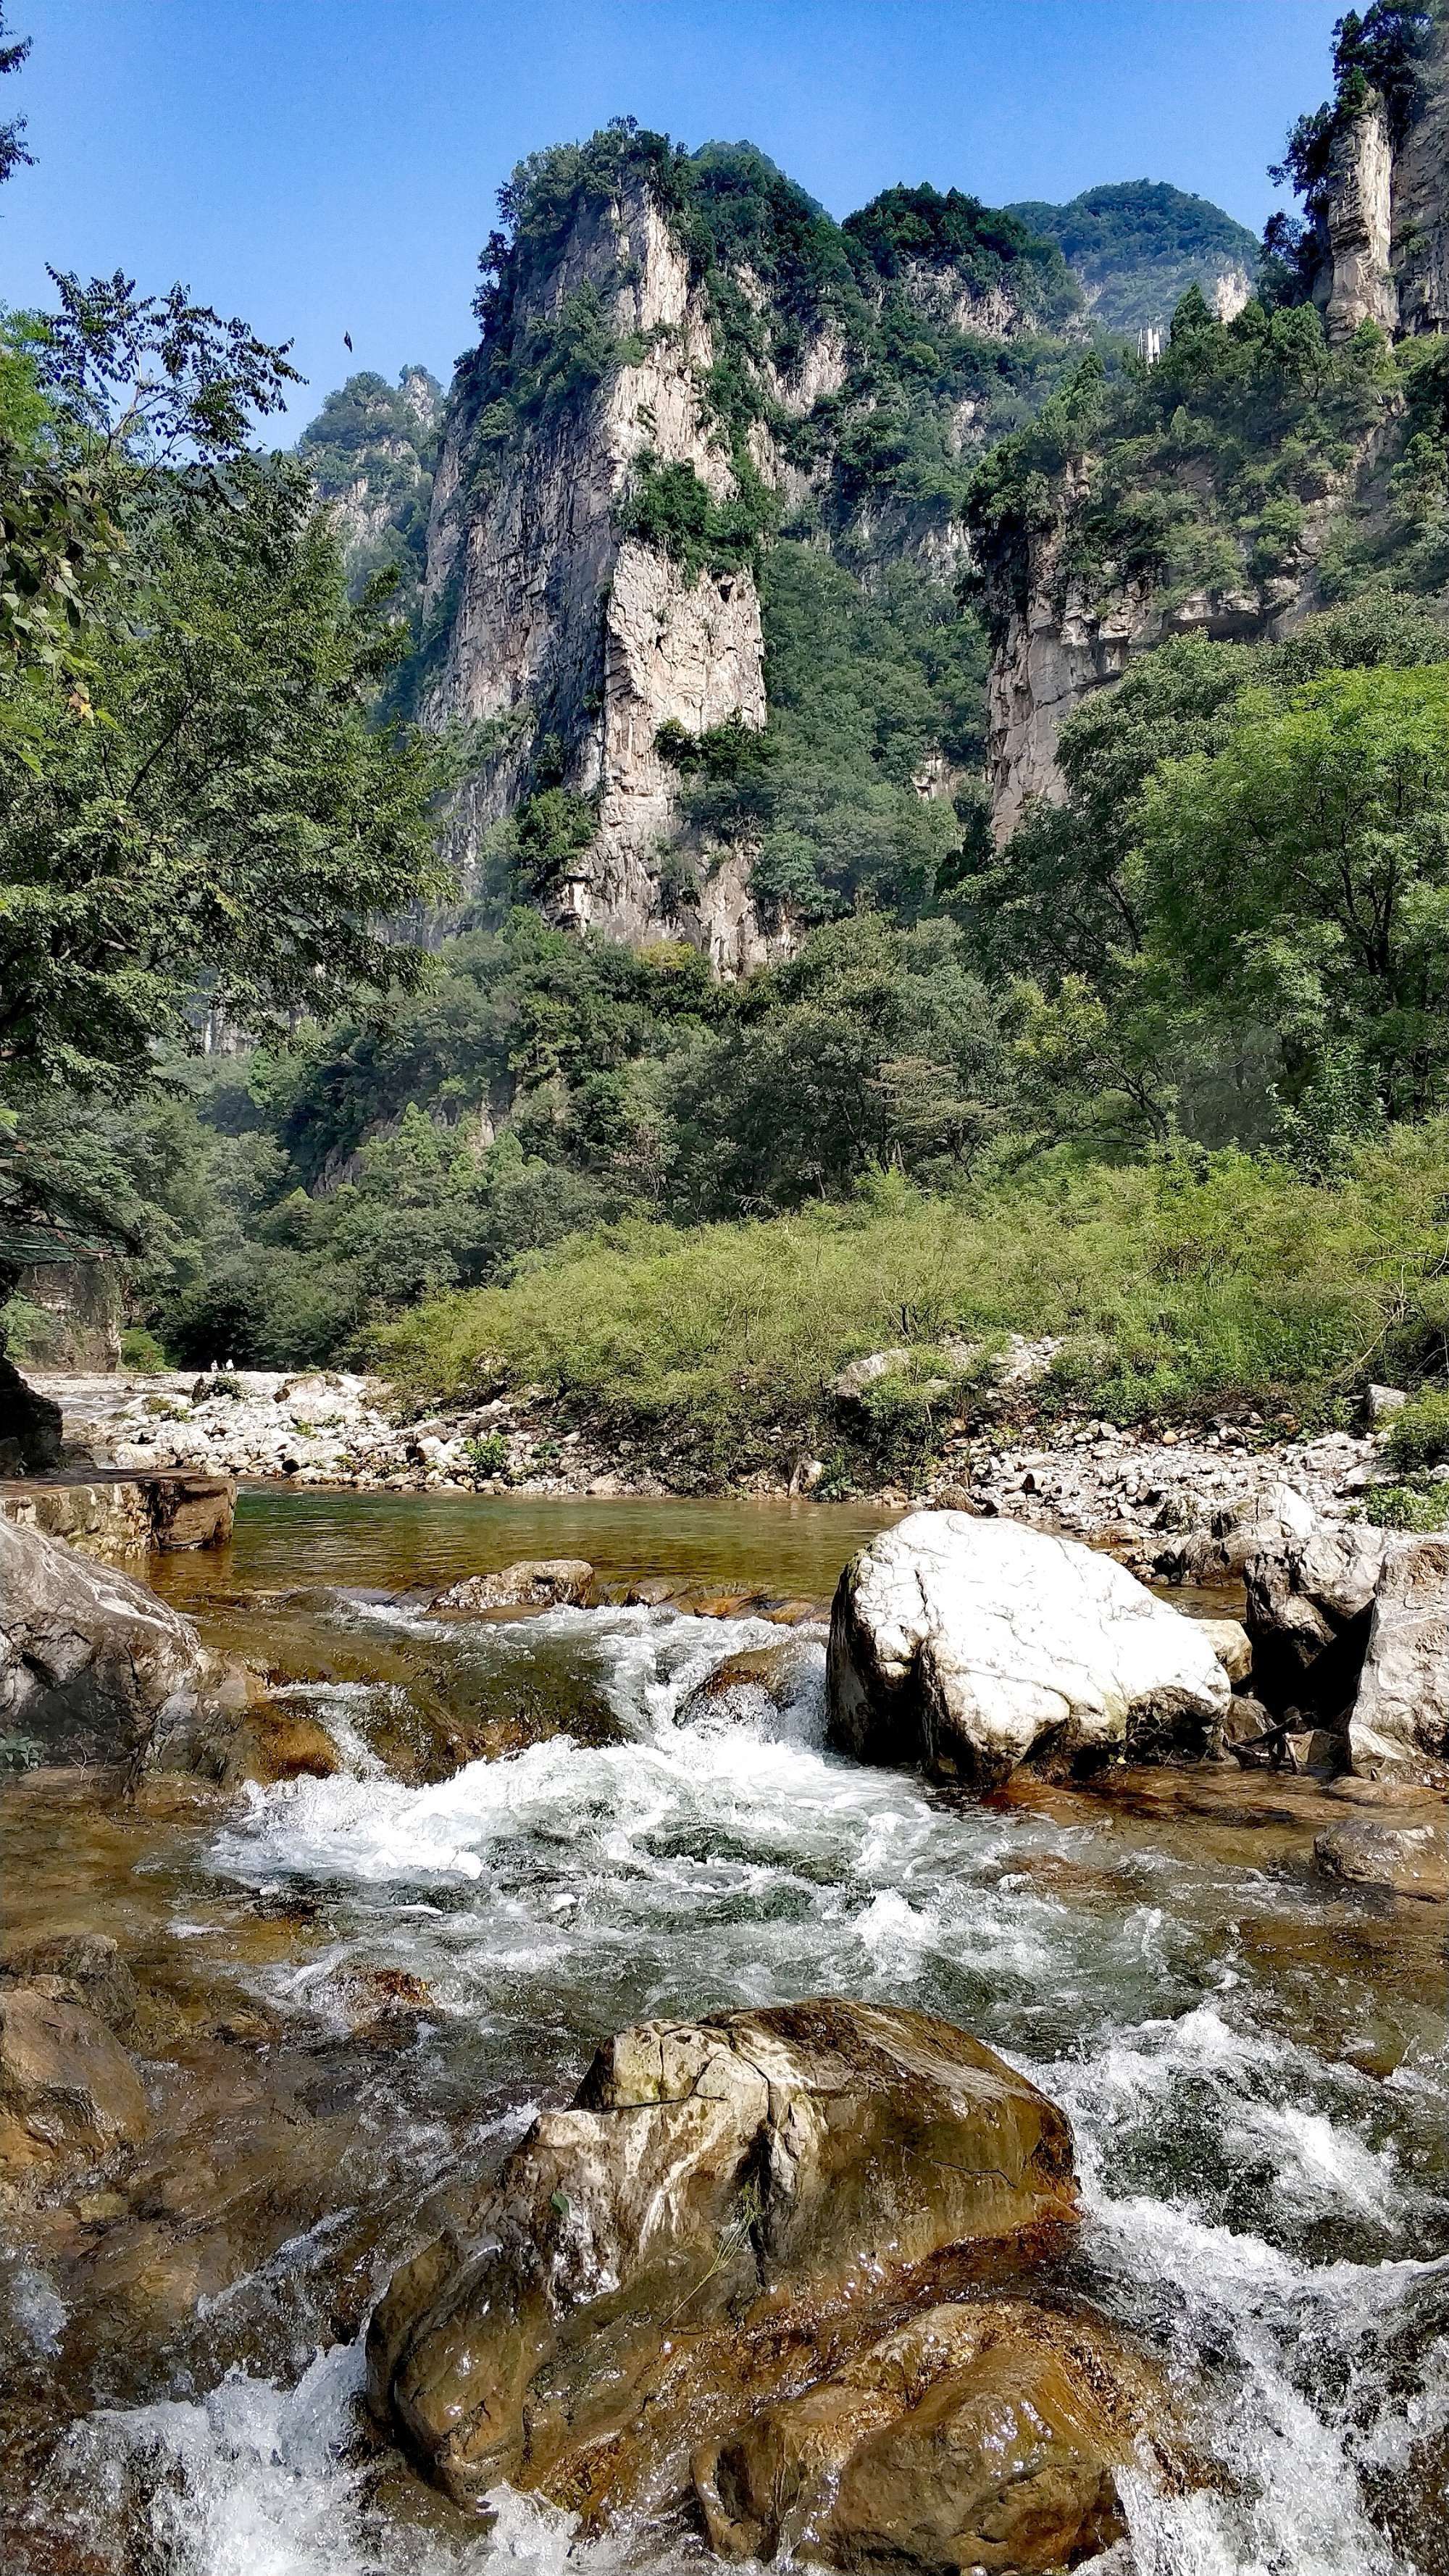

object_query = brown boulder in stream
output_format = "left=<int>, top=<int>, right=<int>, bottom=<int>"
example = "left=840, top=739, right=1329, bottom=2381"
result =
left=368, top=1999, right=1080, bottom=2517
left=696, top=2298, right=1167, bottom=2571
left=0, top=1983, right=149, bottom=2179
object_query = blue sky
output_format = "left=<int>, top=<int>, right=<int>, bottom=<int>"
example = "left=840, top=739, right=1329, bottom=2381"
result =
left=3, top=1, right=1343, bottom=432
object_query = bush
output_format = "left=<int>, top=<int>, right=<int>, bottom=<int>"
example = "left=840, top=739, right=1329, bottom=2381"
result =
left=370, top=1127, right=1449, bottom=1479
left=1360, top=1480, right=1449, bottom=1531
left=120, top=1325, right=168, bottom=1373
left=464, top=1431, right=511, bottom=1482
left=1382, top=1388, right=1449, bottom=1473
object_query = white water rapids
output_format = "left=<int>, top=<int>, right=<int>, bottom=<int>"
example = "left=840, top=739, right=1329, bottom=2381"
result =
left=33, top=1600, right=1449, bottom=2575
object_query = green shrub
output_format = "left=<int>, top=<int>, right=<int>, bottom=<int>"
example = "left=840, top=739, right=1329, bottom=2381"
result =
left=1382, top=1388, right=1449, bottom=1473
left=371, top=1127, right=1449, bottom=1480
left=464, top=1431, right=511, bottom=1482
left=120, top=1325, right=168, bottom=1373
left=1360, top=1480, right=1449, bottom=1531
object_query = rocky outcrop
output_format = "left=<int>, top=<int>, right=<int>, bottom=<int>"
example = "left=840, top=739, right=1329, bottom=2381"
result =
left=0, top=1350, right=62, bottom=1476
left=0, top=1515, right=331, bottom=1781
left=368, top=1998, right=1079, bottom=2514
left=0, top=1514, right=222, bottom=1766
left=1348, top=1535, right=1449, bottom=1783
left=1318, top=98, right=1398, bottom=339
left=0, top=1468, right=233, bottom=1560
left=422, top=179, right=797, bottom=969
left=985, top=543, right=1274, bottom=846
left=827, top=1513, right=1229, bottom=1787
left=1244, top=1525, right=1387, bottom=1710
left=695, top=2298, right=1167, bottom=2570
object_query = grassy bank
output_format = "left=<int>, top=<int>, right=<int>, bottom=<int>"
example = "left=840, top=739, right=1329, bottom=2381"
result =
left=370, top=1132, right=1449, bottom=1481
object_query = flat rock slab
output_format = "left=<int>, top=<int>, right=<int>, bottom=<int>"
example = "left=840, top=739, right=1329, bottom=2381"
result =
left=0, top=1468, right=234, bottom=1560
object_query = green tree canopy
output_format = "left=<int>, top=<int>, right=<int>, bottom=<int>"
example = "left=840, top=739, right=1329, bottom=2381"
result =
left=1138, top=661, right=1449, bottom=1118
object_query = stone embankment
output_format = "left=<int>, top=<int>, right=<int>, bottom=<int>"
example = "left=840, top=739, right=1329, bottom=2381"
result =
left=35, top=1367, right=1390, bottom=1574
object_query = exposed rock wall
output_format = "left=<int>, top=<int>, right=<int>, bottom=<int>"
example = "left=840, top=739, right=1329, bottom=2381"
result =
left=422, top=185, right=796, bottom=966
left=985, top=536, right=1270, bottom=846
left=1317, top=99, right=1398, bottom=340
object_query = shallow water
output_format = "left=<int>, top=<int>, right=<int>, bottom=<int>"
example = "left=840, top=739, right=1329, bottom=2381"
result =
left=4, top=1492, right=1445, bottom=2575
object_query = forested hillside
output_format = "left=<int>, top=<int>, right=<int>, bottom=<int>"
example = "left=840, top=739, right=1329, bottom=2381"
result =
left=12, top=3, right=1449, bottom=1502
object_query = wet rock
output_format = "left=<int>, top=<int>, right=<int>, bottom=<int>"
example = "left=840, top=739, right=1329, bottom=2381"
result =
left=694, top=2299, right=1166, bottom=2572
left=1314, top=1814, right=1449, bottom=1902
left=1350, top=1537, right=1449, bottom=1786
left=1219, top=1695, right=1278, bottom=1765
left=0, top=1986, right=149, bottom=2178
left=0, top=1934, right=137, bottom=2032
left=0, top=1515, right=218, bottom=1765
left=368, top=1998, right=1079, bottom=2514
left=680, top=1640, right=818, bottom=1724
left=827, top=1513, right=1228, bottom=1789
left=1244, top=1526, right=1387, bottom=1722
left=1199, top=1618, right=1252, bottom=1684
left=0, top=1350, right=63, bottom=1474
left=431, top=1558, right=593, bottom=1615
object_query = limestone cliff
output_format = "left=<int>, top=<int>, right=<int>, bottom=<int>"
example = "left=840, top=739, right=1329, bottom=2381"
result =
left=982, top=8, right=1449, bottom=842
left=419, top=177, right=793, bottom=969
left=416, top=151, right=1079, bottom=963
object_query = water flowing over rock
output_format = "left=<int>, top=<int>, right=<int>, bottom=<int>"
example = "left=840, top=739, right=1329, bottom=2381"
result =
left=367, top=1997, right=1080, bottom=2514
left=1314, top=1811, right=1449, bottom=1902
left=827, top=1512, right=1229, bottom=1788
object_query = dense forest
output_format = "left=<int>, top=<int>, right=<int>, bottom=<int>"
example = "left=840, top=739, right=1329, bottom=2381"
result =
left=8, top=1, right=1449, bottom=1501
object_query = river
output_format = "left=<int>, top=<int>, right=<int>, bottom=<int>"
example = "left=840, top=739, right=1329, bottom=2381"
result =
left=3, top=1490, right=1445, bottom=2574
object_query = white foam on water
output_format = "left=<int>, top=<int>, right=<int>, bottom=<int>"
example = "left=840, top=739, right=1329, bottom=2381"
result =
left=124, top=1598, right=1447, bottom=2576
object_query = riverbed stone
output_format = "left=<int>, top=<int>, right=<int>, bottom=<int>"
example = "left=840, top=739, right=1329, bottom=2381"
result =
left=1244, top=1526, right=1387, bottom=1722
left=368, top=1998, right=1080, bottom=2514
left=827, top=1513, right=1229, bottom=1789
left=1349, top=1536, right=1449, bottom=1785
left=0, top=1984, right=149, bottom=2178
left=0, top=1933, right=138, bottom=2031
left=693, top=2298, right=1166, bottom=2570
left=431, top=1557, right=594, bottom=1615
left=0, top=1513, right=220, bottom=1765
left=1314, top=1812, right=1449, bottom=1901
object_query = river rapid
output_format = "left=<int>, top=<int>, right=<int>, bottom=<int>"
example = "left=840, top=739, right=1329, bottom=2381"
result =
left=3, top=1492, right=1446, bottom=2575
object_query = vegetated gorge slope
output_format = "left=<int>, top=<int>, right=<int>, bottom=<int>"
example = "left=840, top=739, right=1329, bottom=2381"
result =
left=306, top=141, right=1265, bottom=966
left=61, top=4, right=1449, bottom=1466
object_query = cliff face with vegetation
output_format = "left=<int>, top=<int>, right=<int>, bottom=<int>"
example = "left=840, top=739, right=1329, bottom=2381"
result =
left=974, top=5, right=1449, bottom=840
left=400, top=135, right=1093, bottom=962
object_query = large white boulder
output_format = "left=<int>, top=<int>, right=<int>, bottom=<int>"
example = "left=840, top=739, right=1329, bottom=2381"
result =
left=827, top=1512, right=1229, bottom=1787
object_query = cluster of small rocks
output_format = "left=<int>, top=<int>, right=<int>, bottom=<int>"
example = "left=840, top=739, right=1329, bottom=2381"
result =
left=922, top=1420, right=1382, bottom=1578
left=33, top=1367, right=1403, bottom=1560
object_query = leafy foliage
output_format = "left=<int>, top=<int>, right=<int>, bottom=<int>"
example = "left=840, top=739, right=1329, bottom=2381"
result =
left=966, top=287, right=1392, bottom=622
left=1005, top=183, right=1258, bottom=335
